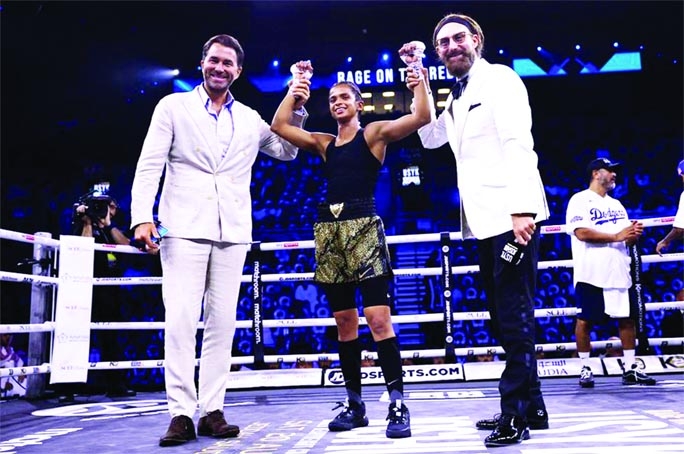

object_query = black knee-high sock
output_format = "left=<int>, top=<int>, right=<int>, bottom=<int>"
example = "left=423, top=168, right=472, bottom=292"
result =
left=338, top=338, right=363, bottom=405
left=377, top=336, right=404, bottom=403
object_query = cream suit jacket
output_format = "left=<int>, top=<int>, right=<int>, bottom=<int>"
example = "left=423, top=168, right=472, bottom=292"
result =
left=418, top=58, right=549, bottom=240
left=131, top=86, right=303, bottom=243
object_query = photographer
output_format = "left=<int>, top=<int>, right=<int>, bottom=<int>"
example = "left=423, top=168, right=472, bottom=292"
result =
left=70, top=192, right=136, bottom=399
left=73, top=197, right=130, bottom=246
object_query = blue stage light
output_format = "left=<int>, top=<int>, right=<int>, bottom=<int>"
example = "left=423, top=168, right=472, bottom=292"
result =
left=512, top=58, right=547, bottom=77
left=600, top=52, right=641, bottom=72
left=173, top=79, right=194, bottom=92
left=146, top=67, right=182, bottom=80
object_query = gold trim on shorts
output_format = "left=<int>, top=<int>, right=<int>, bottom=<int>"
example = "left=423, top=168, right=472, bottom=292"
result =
left=313, top=215, right=393, bottom=284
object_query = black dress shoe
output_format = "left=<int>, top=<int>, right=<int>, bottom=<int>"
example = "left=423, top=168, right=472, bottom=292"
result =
left=484, top=414, right=529, bottom=447
left=476, top=409, right=549, bottom=430
left=198, top=410, right=240, bottom=438
left=476, top=412, right=501, bottom=430
left=159, top=415, right=196, bottom=447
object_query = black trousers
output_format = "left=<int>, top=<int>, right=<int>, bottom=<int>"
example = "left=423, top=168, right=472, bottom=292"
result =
left=477, top=227, right=545, bottom=418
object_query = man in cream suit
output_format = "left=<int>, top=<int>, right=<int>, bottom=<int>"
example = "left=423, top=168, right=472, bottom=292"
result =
left=415, top=14, right=549, bottom=447
left=131, top=34, right=309, bottom=447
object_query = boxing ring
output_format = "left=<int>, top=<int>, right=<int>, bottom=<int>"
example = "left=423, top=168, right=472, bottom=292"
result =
left=1, top=218, right=684, bottom=453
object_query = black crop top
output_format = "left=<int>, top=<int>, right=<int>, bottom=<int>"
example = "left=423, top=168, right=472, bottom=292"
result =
left=323, top=128, right=381, bottom=202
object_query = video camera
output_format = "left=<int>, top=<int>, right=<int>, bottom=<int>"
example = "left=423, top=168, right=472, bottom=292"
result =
left=73, top=182, right=113, bottom=222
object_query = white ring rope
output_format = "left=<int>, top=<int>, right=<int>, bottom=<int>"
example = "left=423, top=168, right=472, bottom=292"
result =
left=256, top=216, right=678, bottom=250
left=2, top=302, right=684, bottom=334
left=1, top=216, right=682, bottom=380
left=0, top=228, right=141, bottom=254
left=1, top=215, right=677, bottom=250
left=2, top=253, right=682, bottom=287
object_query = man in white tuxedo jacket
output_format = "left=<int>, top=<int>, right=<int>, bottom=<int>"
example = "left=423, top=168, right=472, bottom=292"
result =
left=130, top=34, right=309, bottom=447
left=416, top=14, right=549, bottom=447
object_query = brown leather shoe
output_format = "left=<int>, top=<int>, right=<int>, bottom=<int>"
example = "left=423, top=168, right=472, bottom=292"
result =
left=159, top=415, right=196, bottom=447
left=197, top=410, right=240, bottom=438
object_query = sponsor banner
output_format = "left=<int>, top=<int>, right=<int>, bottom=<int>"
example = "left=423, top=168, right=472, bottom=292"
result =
left=51, top=235, right=95, bottom=384
left=537, top=357, right=604, bottom=378
left=464, top=357, right=605, bottom=381
left=462, top=360, right=505, bottom=381
left=225, top=368, right=322, bottom=389
left=323, top=363, right=464, bottom=387
left=604, top=355, right=673, bottom=375
left=661, top=354, right=684, bottom=371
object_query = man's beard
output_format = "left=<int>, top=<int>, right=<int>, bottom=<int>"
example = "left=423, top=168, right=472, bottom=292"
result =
left=443, top=50, right=475, bottom=78
left=204, top=72, right=231, bottom=94
left=603, top=179, right=616, bottom=191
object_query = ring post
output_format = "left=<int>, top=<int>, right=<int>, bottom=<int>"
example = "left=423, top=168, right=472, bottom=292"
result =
left=439, top=232, right=456, bottom=363
left=27, top=232, right=54, bottom=398
left=250, top=243, right=265, bottom=369
left=630, top=243, right=652, bottom=356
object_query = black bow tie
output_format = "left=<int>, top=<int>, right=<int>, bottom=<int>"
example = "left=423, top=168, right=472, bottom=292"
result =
left=451, top=76, right=469, bottom=100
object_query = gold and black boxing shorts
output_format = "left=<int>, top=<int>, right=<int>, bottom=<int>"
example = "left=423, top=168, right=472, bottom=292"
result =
left=313, top=199, right=393, bottom=284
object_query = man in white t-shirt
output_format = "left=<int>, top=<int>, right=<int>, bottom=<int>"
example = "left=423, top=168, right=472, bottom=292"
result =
left=655, top=160, right=684, bottom=255
left=566, top=158, right=656, bottom=388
